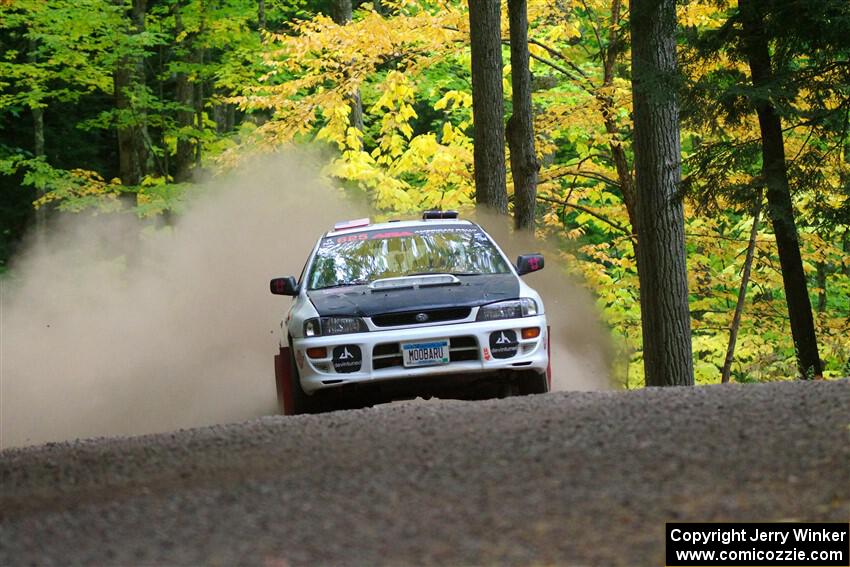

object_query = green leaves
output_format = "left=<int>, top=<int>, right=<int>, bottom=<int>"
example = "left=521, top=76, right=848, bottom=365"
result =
left=1, top=0, right=848, bottom=383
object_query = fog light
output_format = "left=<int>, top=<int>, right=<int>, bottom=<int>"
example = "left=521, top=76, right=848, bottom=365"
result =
left=521, top=327, right=540, bottom=339
left=306, top=347, right=328, bottom=359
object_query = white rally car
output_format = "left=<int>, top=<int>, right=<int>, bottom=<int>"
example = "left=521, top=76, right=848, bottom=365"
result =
left=270, top=211, right=550, bottom=414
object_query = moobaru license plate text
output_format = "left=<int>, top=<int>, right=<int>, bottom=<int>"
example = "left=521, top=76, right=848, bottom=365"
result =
left=402, top=340, right=450, bottom=366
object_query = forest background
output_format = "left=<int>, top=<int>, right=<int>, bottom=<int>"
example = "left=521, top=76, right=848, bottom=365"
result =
left=1, top=0, right=848, bottom=386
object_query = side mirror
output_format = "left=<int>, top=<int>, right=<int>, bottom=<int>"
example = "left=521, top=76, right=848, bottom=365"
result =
left=270, top=276, right=299, bottom=296
left=516, top=254, right=544, bottom=276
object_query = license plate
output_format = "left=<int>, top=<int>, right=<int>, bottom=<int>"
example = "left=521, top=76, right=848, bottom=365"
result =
left=401, top=339, right=450, bottom=367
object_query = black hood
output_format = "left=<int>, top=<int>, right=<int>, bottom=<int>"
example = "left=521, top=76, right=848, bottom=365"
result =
left=306, top=274, right=519, bottom=317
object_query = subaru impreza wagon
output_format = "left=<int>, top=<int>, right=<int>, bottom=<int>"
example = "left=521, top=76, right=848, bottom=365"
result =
left=270, top=211, right=550, bottom=414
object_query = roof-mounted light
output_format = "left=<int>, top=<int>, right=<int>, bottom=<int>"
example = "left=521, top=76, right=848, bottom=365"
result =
left=422, top=210, right=459, bottom=220
left=332, top=217, right=371, bottom=231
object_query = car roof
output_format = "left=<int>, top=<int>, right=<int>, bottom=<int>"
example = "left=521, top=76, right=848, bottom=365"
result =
left=324, top=218, right=478, bottom=237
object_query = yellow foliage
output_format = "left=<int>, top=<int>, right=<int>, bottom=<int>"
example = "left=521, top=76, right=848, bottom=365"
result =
left=34, top=169, right=122, bottom=211
left=223, top=0, right=849, bottom=385
left=678, top=1, right=727, bottom=29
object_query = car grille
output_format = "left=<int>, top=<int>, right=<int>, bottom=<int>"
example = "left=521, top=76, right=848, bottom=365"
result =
left=371, top=307, right=472, bottom=328
left=372, top=336, right=479, bottom=370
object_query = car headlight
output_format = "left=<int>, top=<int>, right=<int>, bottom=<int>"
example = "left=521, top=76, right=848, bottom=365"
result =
left=476, top=298, right=538, bottom=321
left=304, top=318, right=321, bottom=337
left=303, top=317, right=367, bottom=337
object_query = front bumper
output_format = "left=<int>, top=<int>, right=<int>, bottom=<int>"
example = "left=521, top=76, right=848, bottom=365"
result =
left=291, top=315, right=549, bottom=394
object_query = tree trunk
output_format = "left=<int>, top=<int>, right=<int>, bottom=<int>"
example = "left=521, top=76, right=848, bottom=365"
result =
left=173, top=4, right=195, bottom=182
left=721, top=197, right=762, bottom=384
left=31, top=106, right=46, bottom=238
left=258, top=0, right=266, bottom=31
left=27, top=38, right=46, bottom=239
left=347, top=89, right=364, bottom=136
left=841, top=144, right=849, bottom=280
left=507, top=0, right=539, bottom=231
left=194, top=0, right=206, bottom=169
left=31, top=110, right=49, bottom=242
left=601, top=0, right=637, bottom=236
left=740, top=0, right=822, bottom=379
left=630, top=0, right=694, bottom=387
left=815, top=262, right=827, bottom=314
left=329, top=0, right=352, bottom=23
left=468, top=0, right=508, bottom=214
left=212, top=102, right=236, bottom=134
left=157, top=45, right=170, bottom=176
left=174, top=73, right=194, bottom=180
left=32, top=107, right=45, bottom=160
left=113, top=0, right=150, bottom=186
left=329, top=0, right=365, bottom=140
left=194, top=51, right=204, bottom=168
left=606, top=121, right=637, bottom=232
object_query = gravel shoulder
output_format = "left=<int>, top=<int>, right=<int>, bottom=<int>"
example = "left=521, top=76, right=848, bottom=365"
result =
left=2, top=380, right=849, bottom=566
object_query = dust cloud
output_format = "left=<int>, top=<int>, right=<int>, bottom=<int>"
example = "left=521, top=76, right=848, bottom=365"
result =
left=1, top=155, right=610, bottom=449
left=1, top=154, right=364, bottom=449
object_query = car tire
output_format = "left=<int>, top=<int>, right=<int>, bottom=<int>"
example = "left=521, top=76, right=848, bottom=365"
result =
left=518, top=369, right=549, bottom=395
left=497, top=380, right=519, bottom=398
left=287, top=347, right=333, bottom=415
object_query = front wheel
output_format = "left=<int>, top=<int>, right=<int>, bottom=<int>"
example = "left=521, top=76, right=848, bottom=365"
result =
left=287, top=347, right=334, bottom=415
left=517, top=370, right=549, bottom=395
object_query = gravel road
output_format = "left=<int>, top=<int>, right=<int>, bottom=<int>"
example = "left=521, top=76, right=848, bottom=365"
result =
left=2, top=379, right=848, bottom=566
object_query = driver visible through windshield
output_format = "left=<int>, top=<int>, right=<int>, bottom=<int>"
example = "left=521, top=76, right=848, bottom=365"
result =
left=307, top=225, right=510, bottom=290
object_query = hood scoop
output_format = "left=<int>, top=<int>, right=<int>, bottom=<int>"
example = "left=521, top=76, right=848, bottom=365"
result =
left=369, top=274, right=461, bottom=291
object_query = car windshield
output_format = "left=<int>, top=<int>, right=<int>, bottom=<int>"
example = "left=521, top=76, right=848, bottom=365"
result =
left=307, top=225, right=511, bottom=290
